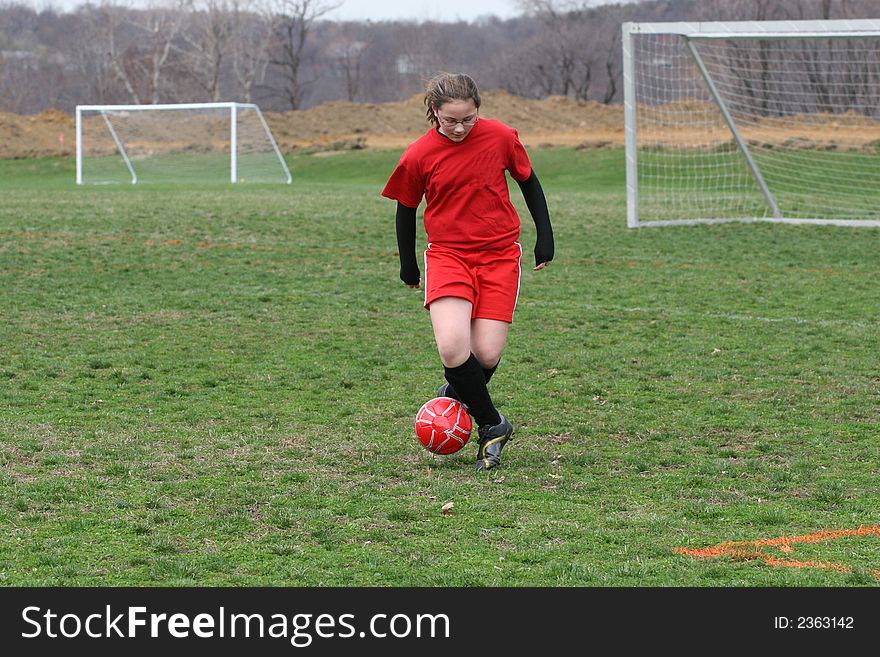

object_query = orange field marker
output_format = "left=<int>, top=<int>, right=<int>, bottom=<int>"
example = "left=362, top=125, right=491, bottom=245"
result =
left=675, top=526, right=880, bottom=580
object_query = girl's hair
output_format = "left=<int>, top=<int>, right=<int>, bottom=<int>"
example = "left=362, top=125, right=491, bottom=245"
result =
left=424, top=72, right=481, bottom=126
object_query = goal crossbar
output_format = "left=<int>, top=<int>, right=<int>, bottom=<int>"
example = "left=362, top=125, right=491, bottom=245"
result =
left=75, top=102, right=264, bottom=112
left=625, top=19, right=880, bottom=39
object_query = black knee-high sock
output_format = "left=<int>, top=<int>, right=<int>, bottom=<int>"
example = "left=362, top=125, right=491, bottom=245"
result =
left=444, top=354, right=502, bottom=428
left=445, top=359, right=499, bottom=402
left=482, top=359, right=499, bottom=384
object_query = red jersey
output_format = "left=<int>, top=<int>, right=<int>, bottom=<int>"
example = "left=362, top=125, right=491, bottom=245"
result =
left=381, top=118, right=533, bottom=251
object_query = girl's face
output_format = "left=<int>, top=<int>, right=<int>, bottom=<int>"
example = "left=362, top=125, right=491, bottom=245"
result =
left=433, top=99, right=479, bottom=142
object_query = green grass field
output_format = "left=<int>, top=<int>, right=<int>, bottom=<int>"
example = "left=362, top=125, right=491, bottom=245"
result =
left=1, top=149, right=878, bottom=586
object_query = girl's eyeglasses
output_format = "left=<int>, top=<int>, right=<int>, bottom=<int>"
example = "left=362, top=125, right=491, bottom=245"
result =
left=437, top=114, right=478, bottom=128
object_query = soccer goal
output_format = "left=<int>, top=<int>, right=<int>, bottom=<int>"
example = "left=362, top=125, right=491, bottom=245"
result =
left=75, top=102, right=292, bottom=185
left=622, top=19, right=880, bottom=228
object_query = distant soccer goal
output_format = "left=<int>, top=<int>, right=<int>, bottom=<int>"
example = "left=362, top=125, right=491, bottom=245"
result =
left=622, top=19, right=880, bottom=228
left=76, top=102, right=292, bottom=185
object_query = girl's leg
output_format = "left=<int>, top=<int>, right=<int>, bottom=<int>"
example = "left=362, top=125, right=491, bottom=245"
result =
left=470, top=318, right=509, bottom=372
left=429, top=299, right=513, bottom=471
left=438, top=317, right=507, bottom=400
left=428, top=297, right=473, bottom=368
left=429, top=297, right=501, bottom=428
left=468, top=318, right=513, bottom=470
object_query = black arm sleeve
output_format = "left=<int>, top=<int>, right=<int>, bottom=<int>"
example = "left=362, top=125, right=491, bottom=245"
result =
left=517, top=170, right=554, bottom=267
left=395, top=202, right=421, bottom=285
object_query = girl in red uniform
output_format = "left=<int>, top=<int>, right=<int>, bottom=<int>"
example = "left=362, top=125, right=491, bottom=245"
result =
left=382, top=72, right=554, bottom=471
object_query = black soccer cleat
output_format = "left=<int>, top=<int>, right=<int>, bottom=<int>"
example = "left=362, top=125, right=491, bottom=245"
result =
left=475, top=415, right=513, bottom=471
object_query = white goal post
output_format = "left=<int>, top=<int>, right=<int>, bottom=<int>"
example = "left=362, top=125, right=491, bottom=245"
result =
left=76, top=102, right=292, bottom=185
left=622, top=19, right=880, bottom=228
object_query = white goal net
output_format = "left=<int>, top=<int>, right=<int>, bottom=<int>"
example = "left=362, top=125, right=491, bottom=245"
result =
left=623, top=19, right=880, bottom=227
left=76, top=102, right=291, bottom=185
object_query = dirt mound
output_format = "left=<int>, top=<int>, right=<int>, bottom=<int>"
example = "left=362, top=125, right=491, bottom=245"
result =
left=0, top=93, right=624, bottom=159
left=264, top=91, right=624, bottom=150
left=0, top=109, right=76, bottom=159
left=4, top=94, right=878, bottom=159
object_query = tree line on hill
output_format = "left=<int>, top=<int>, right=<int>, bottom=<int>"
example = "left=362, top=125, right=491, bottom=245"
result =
left=0, top=0, right=875, bottom=115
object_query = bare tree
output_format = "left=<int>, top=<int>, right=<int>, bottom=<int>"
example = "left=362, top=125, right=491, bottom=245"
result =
left=69, top=4, right=121, bottom=104
left=821, top=0, right=833, bottom=18
left=266, top=0, right=339, bottom=109
left=96, top=1, right=143, bottom=104
left=130, top=0, right=192, bottom=104
left=85, top=0, right=188, bottom=105
left=5, top=0, right=880, bottom=115
left=230, top=0, right=271, bottom=102
left=513, top=1, right=597, bottom=100
left=183, top=0, right=233, bottom=101
left=601, top=26, right=620, bottom=104
left=330, top=23, right=372, bottom=102
left=394, top=23, right=446, bottom=84
left=0, top=5, right=72, bottom=113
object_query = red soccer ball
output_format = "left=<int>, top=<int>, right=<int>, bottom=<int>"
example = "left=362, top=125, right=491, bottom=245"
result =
left=415, top=397, right=472, bottom=455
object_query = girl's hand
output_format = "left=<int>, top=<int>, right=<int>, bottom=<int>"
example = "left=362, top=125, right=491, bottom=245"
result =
left=534, top=262, right=550, bottom=271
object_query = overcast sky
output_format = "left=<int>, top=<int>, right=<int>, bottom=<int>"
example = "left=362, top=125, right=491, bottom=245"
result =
left=326, top=0, right=523, bottom=23
left=25, top=0, right=621, bottom=23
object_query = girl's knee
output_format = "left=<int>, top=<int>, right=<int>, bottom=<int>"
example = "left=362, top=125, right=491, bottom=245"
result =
left=437, top=341, right=470, bottom=368
left=472, top=347, right=502, bottom=370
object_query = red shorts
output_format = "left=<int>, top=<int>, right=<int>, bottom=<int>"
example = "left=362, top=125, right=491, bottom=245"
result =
left=423, top=242, right=523, bottom=323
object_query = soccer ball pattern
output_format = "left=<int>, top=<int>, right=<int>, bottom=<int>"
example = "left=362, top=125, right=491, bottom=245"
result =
left=415, top=397, right=472, bottom=455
